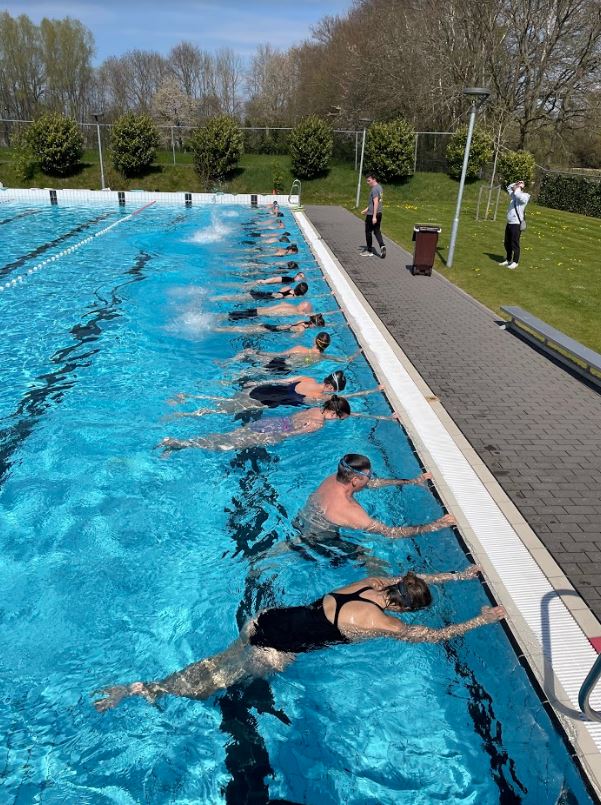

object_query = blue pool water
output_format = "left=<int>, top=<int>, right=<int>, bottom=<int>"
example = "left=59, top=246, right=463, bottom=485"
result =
left=0, top=200, right=594, bottom=803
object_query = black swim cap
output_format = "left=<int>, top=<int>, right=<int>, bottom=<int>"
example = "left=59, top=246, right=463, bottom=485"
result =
left=287, top=261, right=298, bottom=270
left=294, top=282, right=308, bottom=296
left=315, top=331, right=331, bottom=351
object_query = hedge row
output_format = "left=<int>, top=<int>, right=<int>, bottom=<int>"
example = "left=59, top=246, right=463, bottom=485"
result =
left=538, top=172, right=601, bottom=218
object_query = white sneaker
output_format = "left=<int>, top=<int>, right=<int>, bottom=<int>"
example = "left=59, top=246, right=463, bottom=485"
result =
left=498, top=259, right=509, bottom=266
left=507, top=262, right=518, bottom=269
left=360, top=250, right=374, bottom=257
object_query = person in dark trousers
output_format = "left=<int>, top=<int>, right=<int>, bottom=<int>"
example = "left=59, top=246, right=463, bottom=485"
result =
left=360, top=173, right=386, bottom=258
left=499, top=180, right=530, bottom=270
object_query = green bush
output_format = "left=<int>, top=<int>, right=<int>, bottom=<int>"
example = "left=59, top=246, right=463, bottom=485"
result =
left=110, top=114, right=160, bottom=177
left=288, top=116, right=333, bottom=179
left=446, top=126, right=494, bottom=180
left=497, top=149, right=536, bottom=185
left=189, top=116, right=243, bottom=181
left=538, top=172, right=601, bottom=218
left=23, top=113, right=83, bottom=176
left=364, top=119, right=415, bottom=182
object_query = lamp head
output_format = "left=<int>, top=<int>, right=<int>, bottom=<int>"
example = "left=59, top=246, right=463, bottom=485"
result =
left=463, top=87, right=490, bottom=99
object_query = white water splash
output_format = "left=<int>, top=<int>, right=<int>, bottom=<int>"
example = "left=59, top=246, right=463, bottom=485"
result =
left=187, top=215, right=231, bottom=244
left=167, top=285, right=206, bottom=300
left=166, top=309, right=214, bottom=340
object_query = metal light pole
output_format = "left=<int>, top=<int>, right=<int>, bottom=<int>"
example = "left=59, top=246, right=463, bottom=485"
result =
left=447, top=88, right=490, bottom=267
left=354, top=118, right=371, bottom=208
left=92, top=112, right=106, bottom=190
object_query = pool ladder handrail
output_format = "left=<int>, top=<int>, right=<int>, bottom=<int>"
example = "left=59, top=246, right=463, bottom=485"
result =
left=579, top=653, right=601, bottom=722
left=289, top=179, right=302, bottom=207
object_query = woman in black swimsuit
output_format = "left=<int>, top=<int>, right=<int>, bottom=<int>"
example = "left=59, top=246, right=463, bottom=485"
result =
left=211, top=282, right=308, bottom=304
left=168, top=370, right=379, bottom=417
left=215, top=313, right=326, bottom=335
left=93, top=566, right=504, bottom=710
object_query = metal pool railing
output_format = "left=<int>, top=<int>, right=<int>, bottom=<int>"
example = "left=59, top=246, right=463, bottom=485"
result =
left=579, top=654, right=601, bottom=722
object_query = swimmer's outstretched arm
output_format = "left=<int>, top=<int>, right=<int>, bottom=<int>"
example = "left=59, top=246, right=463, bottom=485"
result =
left=349, top=411, right=398, bottom=421
left=364, top=565, right=482, bottom=590
left=364, top=512, right=456, bottom=539
left=214, top=325, right=266, bottom=334
left=354, top=604, right=505, bottom=644
left=209, top=293, right=249, bottom=302
left=313, top=349, right=362, bottom=365
left=343, top=384, right=383, bottom=399
left=367, top=471, right=432, bottom=489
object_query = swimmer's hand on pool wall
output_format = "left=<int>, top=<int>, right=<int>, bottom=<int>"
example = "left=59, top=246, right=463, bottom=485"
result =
left=479, top=605, right=506, bottom=624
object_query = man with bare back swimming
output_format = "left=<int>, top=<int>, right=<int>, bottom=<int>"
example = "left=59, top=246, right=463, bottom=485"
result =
left=296, top=452, right=452, bottom=539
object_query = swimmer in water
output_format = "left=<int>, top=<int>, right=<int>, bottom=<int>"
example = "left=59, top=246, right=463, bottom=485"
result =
left=236, top=332, right=362, bottom=371
left=93, top=566, right=504, bottom=711
left=215, top=313, right=326, bottom=336
left=295, top=453, right=450, bottom=540
left=270, top=244, right=298, bottom=257
left=254, top=270, right=305, bottom=286
left=226, top=299, right=313, bottom=321
left=211, top=282, right=308, bottom=303
left=159, top=395, right=356, bottom=454
left=168, top=370, right=381, bottom=416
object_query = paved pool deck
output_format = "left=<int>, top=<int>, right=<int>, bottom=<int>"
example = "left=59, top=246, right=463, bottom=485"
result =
left=305, top=204, right=601, bottom=624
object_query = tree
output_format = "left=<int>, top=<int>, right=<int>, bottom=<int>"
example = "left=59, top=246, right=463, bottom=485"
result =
left=446, top=126, right=494, bottom=179
left=289, top=116, right=334, bottom=178
left=23, top=112, right=83, bottom=175
left=97, top=50, right=168, bottom=115
left=213, top=48, right=244, bottom=118
left=189, top=115, right=243, bottom=182
left=496, top=149, right=536, bottom=185
left=39, top=17, right=94, bottom=118
left=151, top=77, right=197, bottom=146
left=0, top=12, right=45, bottom=119
left=169, top=41, right=204, bottom=98
left=110, top=113, right=160, bottom=176
left=364, top=119, right=416, bottom=182
left=246, top=44, right=296, bottom=125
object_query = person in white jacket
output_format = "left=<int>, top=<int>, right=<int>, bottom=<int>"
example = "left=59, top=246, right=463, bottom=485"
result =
left=499, top=180, right=530, bottom=269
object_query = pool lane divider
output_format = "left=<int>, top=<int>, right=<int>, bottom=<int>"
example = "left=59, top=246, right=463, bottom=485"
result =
left=293, top=209, right=601, bottom=797
left=0, top=201, right=156, bottom=295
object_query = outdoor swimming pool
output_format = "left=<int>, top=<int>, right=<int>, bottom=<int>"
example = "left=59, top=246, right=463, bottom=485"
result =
left=0, top=199, right=594, bottom=803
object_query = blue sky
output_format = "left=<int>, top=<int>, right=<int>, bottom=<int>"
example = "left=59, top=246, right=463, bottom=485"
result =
left=6, top=0, right=354, bottom=62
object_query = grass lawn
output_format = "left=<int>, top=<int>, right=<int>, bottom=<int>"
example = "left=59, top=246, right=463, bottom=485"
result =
left=1, top=151, right=599, bottom=352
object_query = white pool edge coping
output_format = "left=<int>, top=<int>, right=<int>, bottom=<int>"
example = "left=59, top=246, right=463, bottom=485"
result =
left=294, top=208, right=601, bottom=798
left=0, top=187, right=300, bottom=207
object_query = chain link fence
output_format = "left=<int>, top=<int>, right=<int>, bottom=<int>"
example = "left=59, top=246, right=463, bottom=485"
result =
left=0, top=119, right=454, bottom=173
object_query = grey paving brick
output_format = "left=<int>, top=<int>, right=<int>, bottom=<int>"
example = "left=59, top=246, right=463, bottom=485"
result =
left=307, top=205, right=601, bottom=619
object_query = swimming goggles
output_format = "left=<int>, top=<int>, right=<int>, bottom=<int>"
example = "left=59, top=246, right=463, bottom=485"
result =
left=339, top=458, right=373, bottom=479
left=395, top=581, right=414, bottom=610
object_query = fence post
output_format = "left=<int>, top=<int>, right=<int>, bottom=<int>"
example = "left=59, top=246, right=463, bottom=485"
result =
left=355, top=131, right=359, bottom=171
left=413, top=133, right=419, bottom=174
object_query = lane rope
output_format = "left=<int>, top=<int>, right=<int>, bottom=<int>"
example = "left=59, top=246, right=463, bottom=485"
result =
left=0, top=201, right=157, bottom=294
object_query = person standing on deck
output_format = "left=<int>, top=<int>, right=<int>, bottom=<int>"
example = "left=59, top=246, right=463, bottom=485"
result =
left=360, top=173, right=386, bottom=259
left=499, top=180, right=530, bottom=270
